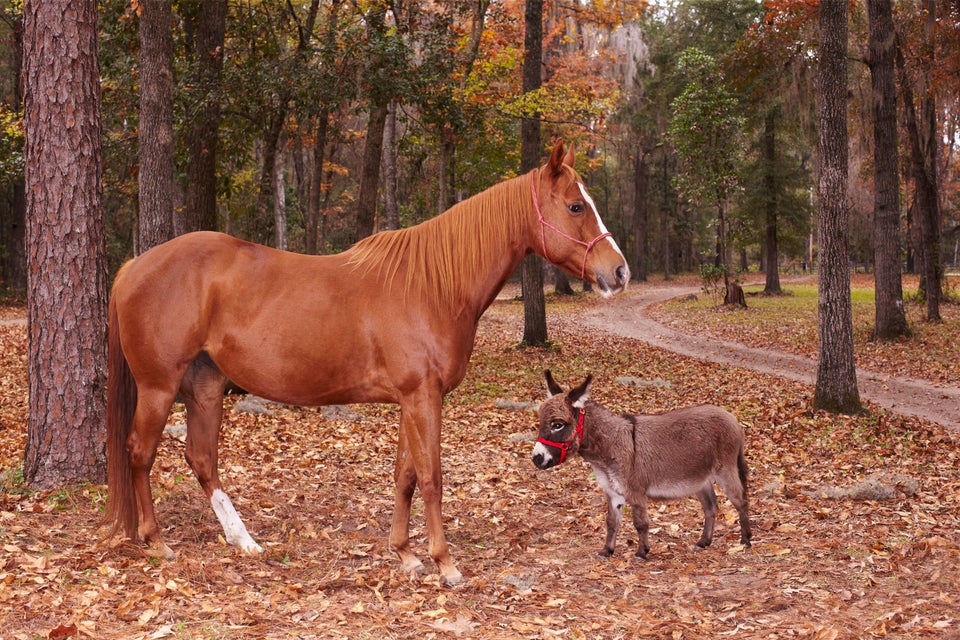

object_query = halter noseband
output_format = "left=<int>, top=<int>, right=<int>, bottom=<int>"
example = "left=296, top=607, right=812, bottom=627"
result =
left=536, top=407, right=585, bottom=466
left=531, top=172, right=612, bottom=280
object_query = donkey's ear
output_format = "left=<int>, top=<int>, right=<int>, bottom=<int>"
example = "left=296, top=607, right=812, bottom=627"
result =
left=547, top=139, right=566, bottom=176
left=544, top=369, right=564, bottom=398
left=568, top=374, right=593, bottom=409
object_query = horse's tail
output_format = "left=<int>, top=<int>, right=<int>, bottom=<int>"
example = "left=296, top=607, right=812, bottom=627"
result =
left=102, top=290, right=139, bottom=543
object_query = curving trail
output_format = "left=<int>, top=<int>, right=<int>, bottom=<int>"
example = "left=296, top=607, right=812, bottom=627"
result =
left=583, top=283, right=960, bottom=433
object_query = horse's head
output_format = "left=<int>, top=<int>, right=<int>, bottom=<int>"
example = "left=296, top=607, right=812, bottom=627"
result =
left=531, top=141, right=630, bottom=297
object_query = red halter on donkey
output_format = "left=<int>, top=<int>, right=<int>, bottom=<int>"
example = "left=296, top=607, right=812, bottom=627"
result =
left=103, top=140, right=629, bottom=586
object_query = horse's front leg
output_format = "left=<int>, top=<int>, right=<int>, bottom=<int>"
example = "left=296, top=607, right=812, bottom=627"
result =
left=393, top=389, right=463, bottom=586
left=389, top=426, right=427, bottom=577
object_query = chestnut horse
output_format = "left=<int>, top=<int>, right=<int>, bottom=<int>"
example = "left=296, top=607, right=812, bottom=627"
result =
left=104, top=141, right=629, bottom=585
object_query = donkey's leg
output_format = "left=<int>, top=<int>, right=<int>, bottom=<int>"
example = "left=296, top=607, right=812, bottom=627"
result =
left=395, top=388, right=462, bottom=586
left=599, top=491, right=624, bottom=557
left=389, top=426, right=427, bottom=576
left=180, top=356, right=262, bottom=553
left=127, top=388, right=177, bottom=559
left=631, top=497, right=651, bottom=559
left=694, top=484, right=719, bottom=549
left=717, top=463, right=752, bottom=547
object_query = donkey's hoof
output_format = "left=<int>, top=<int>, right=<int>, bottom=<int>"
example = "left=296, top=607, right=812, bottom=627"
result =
left=598, top=547, right=614, bottom=558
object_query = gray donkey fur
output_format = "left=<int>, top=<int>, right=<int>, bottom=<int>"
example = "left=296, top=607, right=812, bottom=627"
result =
left=532, top=371, right=751, bottom=558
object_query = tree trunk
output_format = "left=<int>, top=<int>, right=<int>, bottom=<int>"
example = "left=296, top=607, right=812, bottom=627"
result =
left=273, top=147, right=287, bottom=251
left=1, top=12, right=26, bottom=291
left=383, top=99, right=399, bottom=230
left=762, top=109, right=782, bottom=295
left=867, top=0, right=909, bottom=340
left=138, top=0, right=174, bottom=253
left=521, top=0, right=547, bottom=346
left=22, top=0, right=109, bottom=487
left=305, top=113, right=329, bottom=254
left=353, top=102, right=388, bottom=243
left=813, top=0, right=861, bottom=415
left=632, top=148, right=648, bottom=282
left=179, top=0, right=227, bottom=235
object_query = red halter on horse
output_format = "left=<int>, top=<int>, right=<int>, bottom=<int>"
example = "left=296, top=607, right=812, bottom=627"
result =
left=103, top=140, right=629, bottom=586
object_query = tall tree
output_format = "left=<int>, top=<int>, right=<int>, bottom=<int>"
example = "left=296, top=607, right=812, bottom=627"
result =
left=521, top=0, right=547, bottom=346
left=866, top=0, right=909, bottom=340
left=22, top=0, right=109, bottom=486
left=179, top=0, right=227, bottom=235
left=669, top=47, right=743, bottom=304
left=0, top=6, right=25, bottom=291
left=137, top=0, right=174, bottom=253
left=813, top=0, right=860, bottom=415
left=897, top=0, right=942, bottom=322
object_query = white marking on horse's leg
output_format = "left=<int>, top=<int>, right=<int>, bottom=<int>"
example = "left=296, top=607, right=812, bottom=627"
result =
left=211, top=489, right=263, bottom=553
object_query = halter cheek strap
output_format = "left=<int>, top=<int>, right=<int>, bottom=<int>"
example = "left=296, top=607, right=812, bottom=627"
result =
left=531, top=173, right=612, bottom=280
left=536, top=407, right=585, bottom=466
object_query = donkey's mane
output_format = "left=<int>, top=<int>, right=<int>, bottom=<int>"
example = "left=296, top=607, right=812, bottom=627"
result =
left=346, top=172, right=531, bottom=309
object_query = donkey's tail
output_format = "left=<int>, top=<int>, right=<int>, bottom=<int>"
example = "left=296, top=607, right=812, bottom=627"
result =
left=102, top=291, right=139, bottom=543
left=737, top=445, right=749, bottom=496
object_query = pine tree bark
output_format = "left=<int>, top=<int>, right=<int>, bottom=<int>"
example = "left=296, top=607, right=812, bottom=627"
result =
left=813, top=0, right=861, bottom=415
left=138, top=0, right=174, bottom=252
left=521, top=0, right=547, bottom=346
left=179, top=0, right=227, bottom=235
left=867, top=0, right=909, bottom=340
left=22, top=0, right=109, bottom=487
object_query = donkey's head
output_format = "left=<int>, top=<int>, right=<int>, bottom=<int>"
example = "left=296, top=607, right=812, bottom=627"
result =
left=532, top=370, right=593, bottom=470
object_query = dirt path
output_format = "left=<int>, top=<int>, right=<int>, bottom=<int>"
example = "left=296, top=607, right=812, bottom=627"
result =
left=583, top=283, right=960, bottom=432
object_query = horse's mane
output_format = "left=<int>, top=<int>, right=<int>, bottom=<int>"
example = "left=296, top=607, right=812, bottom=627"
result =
left=346, top=173, right=530, bottom=310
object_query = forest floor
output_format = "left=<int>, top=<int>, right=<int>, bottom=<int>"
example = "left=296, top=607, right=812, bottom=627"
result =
left=0, top=278, right=958, bottom=639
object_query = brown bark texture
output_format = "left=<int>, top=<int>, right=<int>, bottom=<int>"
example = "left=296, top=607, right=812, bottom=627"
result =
left=813, top=0, right=861, bottom=414
left=22, top=0, right=109, bottom=487
left=138, top=0, right=175, bottom=252
left=520, top=0, right=546, bottom=346
left=867, top=0, right=909, bottom=340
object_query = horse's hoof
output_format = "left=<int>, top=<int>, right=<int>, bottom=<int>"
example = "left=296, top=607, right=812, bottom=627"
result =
left=440, top=567, right=465, bottom=588
left=598, top=547, right=614, bottom=558
left=399, top=557, right=427, bottom=578
left=147, top=541, right=175, bottom=560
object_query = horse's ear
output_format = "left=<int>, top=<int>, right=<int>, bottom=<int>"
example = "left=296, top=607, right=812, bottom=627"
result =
left=563, top=143, right=575, bottom=169
left=547, top=140, right=566, bottom=177
left=568, top=374, right=593, bottom=409
left=544, top=369, right=564, bottom=398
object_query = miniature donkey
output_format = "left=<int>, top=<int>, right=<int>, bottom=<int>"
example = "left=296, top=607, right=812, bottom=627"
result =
left=532, top=371, right=751, bottom=558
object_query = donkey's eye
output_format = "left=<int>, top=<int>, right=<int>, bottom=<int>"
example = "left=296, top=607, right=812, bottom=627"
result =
left=550, top=421, right=567, bottom=432
left=568, top=203, right=584, bottom=215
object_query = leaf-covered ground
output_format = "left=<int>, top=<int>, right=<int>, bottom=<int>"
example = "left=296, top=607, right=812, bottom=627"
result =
left=1, top=282, right=958, bottom=639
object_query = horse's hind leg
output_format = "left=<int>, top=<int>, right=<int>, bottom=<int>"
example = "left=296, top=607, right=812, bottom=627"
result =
left=181, top=354, right=262, bottom=554
left=127, top=388, right=178, bottom=559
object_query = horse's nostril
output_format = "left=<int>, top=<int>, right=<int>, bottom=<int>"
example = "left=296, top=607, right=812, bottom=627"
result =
left=616, top=265, right=628, bottom=285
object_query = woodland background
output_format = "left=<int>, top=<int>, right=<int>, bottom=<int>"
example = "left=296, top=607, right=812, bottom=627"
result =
left=0, top=0, right=958, bottom=282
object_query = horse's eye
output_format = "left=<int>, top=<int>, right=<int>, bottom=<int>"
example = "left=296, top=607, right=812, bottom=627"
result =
left=550, top=421, right=566, bottom=432
left=568, top=203, right=584, bottom=215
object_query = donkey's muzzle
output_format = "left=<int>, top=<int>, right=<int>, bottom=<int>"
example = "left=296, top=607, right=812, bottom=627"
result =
left=532, top=450, right=556, bottom=470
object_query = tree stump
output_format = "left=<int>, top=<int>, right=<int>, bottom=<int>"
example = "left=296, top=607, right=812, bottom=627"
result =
left=725, top=282, right=747, bottom=308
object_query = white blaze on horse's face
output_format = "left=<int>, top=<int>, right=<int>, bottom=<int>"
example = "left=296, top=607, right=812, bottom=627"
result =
left=578, top=183, right=629, bottom=298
